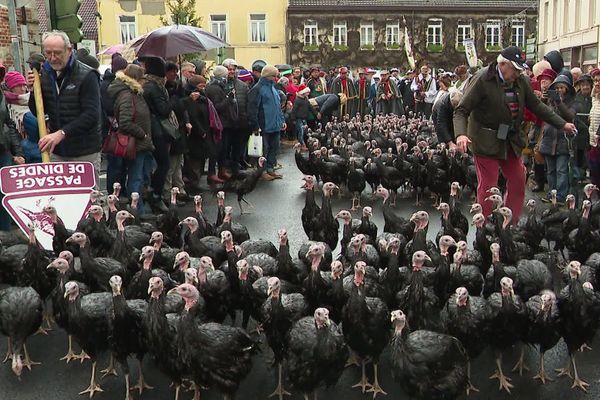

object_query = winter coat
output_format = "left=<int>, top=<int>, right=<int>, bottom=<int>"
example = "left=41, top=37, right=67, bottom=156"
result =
left=107, top=72, right=154, bottom=153
left=539, top=94, right=576, bottom=156
left=184, top=93, right=218, bottom=160
left=205, top=78, right=238, bottom=129
left=312, top=93, right=340, bottom=117
left=292, top=96, right=310, bottom=120
left=166, top=80, right=189, bottom=155
left=573, top=93, right=591, bottom=150
left=433, top=91, right=455, bottom=144
left=454, top=61, right=567, bottom=160
left=100, top=69, right=116, bottom=138
left=0, top=92, right=24, bottom=157
left=590, top=96, right=600, bottom=147
left=247, top=77, right=285, bottom=133
left=30, top=55, right=101, bottom=157
left=142, top=75, right=176, bottom=143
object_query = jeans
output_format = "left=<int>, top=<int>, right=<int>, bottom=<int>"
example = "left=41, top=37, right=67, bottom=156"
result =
left=474, top=147, right=526, bottom=223
left=104, top=152, right=148, bottom=215
left=106, top=153, right=128, bottom=193
left=295, top=119, right=305, bottom=144
left=262, top=131, right=280, bottom=172
left=545, top=154, right=570, bottom=202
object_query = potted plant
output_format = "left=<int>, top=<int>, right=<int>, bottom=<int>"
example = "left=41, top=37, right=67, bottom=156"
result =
left=426, top=43, right=443, bottom=53
left=303, top=44, right=319, bottom=52
left=360, top=44, right=375, bottom=51
left=333, top=44, right=349, bottom=51
left=387, top=42, right=401, bottom=50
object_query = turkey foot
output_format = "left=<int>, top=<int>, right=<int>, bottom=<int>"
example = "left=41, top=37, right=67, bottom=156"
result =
left=101, top=355, right=118, bottom=378
left=351, top=360, right=372, bottom=393
left=192, top=383, right=201, bottom=400
left=555, top=359, right=572, bottom=378
left=414, top=192, right=421, bottom=207
left=511, top=346, right=530, bottom=375
left=3, top=337, right=12, bottom=362
left=350, top=195, right=360, bottom=211
left=570, top=354, right=589, bottom=392
left=465, top=381, right=480, bottom=396
left=130, top=360, right=153, bottom=394
left=365, top=363, right=387, bottom=398
left=22, top=344, right=40, bottom=370
left=345, top=351, right=360, bottom=367
left=60, top=335, right=79, bottom=363
left=579, top=343, right=592, bottom=352
left=533, top=353, right=553, bottom=384
left=123, top=374, right=135, bottom=400
left=268, top=363, right=291, bottom=400
left=466, top=362, right=479, bottom=395
left=79, top=361, right=104, bottom=398
left=489, top=356, right=514, bottom=393
left=35, top=326, right=50, bottom=336
left=78, top=350, right=91, bottom=363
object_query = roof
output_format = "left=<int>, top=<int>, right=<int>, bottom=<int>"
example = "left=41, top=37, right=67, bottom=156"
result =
left=288, top=0, right=537, bottom=10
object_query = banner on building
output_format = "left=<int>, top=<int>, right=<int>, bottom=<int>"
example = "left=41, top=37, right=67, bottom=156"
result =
left=464, top=37, right=478, bottom=68
left=402, top=16, right=416, bottom=70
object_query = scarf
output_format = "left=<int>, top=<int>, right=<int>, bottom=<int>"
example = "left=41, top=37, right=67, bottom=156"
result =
left=207, top=98, right=223, bottom=143
left=383, top=80, right=392, bottom=97
left=3, top=90, right=31, bottom=138
left=359, top=79, right=367, bottom=99
left=340, top=79, right=349, bottom=96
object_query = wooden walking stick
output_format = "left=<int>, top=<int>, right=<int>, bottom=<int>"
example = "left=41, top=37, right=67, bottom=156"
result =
left=32, top=69, right=50, bottom=163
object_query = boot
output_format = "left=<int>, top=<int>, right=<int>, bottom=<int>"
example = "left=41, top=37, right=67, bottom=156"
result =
left=208, top=175, right=225, bottom=184
left=218, top=169, right=232, bottom=180
left=149, top=196, right=168, bottom=213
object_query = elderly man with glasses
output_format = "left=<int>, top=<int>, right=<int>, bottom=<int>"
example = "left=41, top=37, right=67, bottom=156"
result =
left=454, top=46, right=577, bottom=223
left=27, top=30, right=102, bottom=179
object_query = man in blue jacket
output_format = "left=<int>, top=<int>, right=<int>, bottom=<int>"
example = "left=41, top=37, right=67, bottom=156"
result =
left=247, top=65, right=286, bottom=181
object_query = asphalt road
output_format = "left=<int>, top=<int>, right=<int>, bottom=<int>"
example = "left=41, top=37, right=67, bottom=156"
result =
left=1, top=145, right=599, bottom=400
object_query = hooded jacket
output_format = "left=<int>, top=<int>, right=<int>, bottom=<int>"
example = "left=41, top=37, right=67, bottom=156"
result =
left=539, top=75, right=576, bottom=156
left=107, top=72, right=154, bottom=153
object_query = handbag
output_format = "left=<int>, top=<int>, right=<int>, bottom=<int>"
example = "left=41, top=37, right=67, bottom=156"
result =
left=102, top=96, right=137, bottom=160
left=247, top=132, right=263, bottom=157
left=160, top=117, right=180, bottom=140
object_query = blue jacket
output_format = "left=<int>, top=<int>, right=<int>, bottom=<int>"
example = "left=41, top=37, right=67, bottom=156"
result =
left=247, top=77, right=285, bottom=133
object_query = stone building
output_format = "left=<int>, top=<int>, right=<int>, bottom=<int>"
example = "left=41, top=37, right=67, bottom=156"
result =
left=537, top=0, right=599, bottom=73
left=287, top=0, right=538, bottom=71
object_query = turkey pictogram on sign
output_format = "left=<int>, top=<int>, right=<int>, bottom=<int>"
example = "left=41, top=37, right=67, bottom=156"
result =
left=0, top=162, right=96, bottom=250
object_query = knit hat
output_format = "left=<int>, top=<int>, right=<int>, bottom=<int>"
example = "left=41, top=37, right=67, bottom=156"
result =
left=111, top=53, right=128, bottom=73
left=575, top=74, right=593, bottom=86
left=143, top=57, right=166, bottom=77
left=544, top=50, right=564, bottom=74
left=261, top=65, right=278, bottom=78
left=238, top=69, right=253, bottom=82
left=222, top=58, right=237, bottom=68
left=4, top=71, right=27, bottom=90
left=278, top=76, right=289, bottom=87
left=297, top=84, right=310, bottom=97
left=212, top=65, right=228, bottom=79
left=81, top=55, right=100, bottom=69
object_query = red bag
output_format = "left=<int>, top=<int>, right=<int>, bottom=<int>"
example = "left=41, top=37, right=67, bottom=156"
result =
left=102, top=95, right=137, bottom=160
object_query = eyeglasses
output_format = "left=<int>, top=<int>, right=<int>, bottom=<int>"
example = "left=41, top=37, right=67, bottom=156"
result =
left=44, top=50, right=64, bottom=57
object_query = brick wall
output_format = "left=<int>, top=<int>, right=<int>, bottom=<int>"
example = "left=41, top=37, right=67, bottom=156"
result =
left=0, top=6, right=39, bottom=69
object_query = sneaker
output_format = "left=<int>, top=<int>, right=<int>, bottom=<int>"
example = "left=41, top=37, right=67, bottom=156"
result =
left=269, top=172, right=283, bottom=179
left=274, top=163, right=283, bottom=170
left=260, top=173, right=275, bottom=181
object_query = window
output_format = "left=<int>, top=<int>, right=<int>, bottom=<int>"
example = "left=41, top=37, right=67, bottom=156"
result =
left=250, top=14, right=266, bottom=43
left=560, top=48, right=572, bottom=67
left=427, top=18, right=442, bottom=46
left=210, top=15, right=227, bottom=42
left=591, top=0, right=596, bottom=27
left=485, top=19, right=501, bottom=49
left=456, top=23, right=471, bottom=48
left=304, top=21, right=318, bottom=46
left=360, top=23, right=374, bottom=47
left=563, top=0, right=569, bottom=33
left=333, top=21, right=347, bottom=47
left=583, top=46, right=598, bottom=66
left=119, top=16, right=136, bottom=44
left=574, top=0, right=581, bottom=31
left=552, top=0, right=558, bottom=37
left=386, top=23, right=399, bottom=47
left=511, top=21, right=525, bottom=48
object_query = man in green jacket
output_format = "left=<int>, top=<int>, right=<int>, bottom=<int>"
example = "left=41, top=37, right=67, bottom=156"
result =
left=454, top=46, right=577, bottom=222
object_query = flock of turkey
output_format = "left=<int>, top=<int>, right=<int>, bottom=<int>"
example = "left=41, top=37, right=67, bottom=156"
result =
left=1, top=114, right=600, bottom=400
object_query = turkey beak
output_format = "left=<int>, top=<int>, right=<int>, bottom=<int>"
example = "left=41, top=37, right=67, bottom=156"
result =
left=139, top=252, right=147, bottom=262
left=267, top=286, right=273, bottom=297
left=149, top=237, right=155, bottom=244
left=65, top=237, right=73, bottom=244
left=167, top=287, right=178, bottom=295
left=147, top=283, right=154, bottom=295
left=46, top=262, right=55, bottom=270
left=424, top=254, right=432, bottom=262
